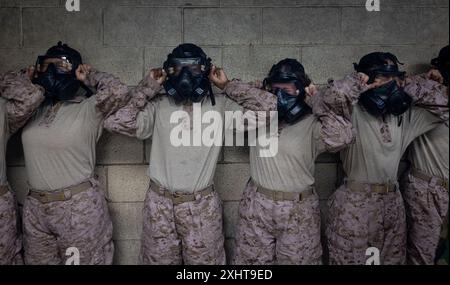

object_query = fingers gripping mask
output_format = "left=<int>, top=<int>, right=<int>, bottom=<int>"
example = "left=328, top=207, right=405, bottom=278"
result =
left=32, top=42, right=86, bottom=102
left=33, top=63, right=81, bottom=101
left=276, top=88, right=311, bottom=124
left=359, top=80, right=412, bottom=117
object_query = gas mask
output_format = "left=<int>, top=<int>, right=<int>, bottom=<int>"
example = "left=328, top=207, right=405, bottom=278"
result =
left=359, top=80, right=412, bottom=117
left=275, top=88, right=311, bottom=124
left=163, top=57, right=215, bottom=106
left=32, top=42, right=92, bottom=102
left=33, top=58, right=81, bottom=101
left=264, top=70, right=311, bottom=124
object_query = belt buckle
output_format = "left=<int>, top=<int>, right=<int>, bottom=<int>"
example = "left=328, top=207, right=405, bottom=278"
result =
left=38, top=192, right=48, bottom=203
left=172, top=192, right=183, bottom=199
left=172, top=192, right=184, bottom=204
left=63, top=189, right=72, bottom=200
left=298, top=192, right=304, bottom=202
left=443, top=180, right=449, bottom=190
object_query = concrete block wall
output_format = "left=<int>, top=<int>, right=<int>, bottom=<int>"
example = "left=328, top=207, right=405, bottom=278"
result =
left=1, top=0, right=448, bottom=265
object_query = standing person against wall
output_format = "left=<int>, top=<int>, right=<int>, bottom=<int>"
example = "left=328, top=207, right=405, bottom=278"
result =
left=0, top=67, right=45, bottom=265
left=321, top=52, right=448, bottom=265
left=104, top=43, right=277, bottom=265
left=229, top=59, right=355, bottom=265
left=402, top=46, right=449, bottom=265
left=20, top=42, right=130, bottom=265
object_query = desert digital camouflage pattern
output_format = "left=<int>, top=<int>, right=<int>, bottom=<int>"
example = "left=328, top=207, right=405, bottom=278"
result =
left=320, top=73, right=448, bottom=265
left=0, top=71, right=45, bottom=265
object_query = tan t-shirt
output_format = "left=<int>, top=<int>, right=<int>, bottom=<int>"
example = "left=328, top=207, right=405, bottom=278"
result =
left=250, top=114, right=325, bottom=193
left=409, top=123, right=449, bottom=180
left=0, top=98, right=8, bottom=185
left=136, top=94, right=243, bottom=193
left=342, top=105, right=443, bottom=184
left=21, top=96, right=104, bottom=191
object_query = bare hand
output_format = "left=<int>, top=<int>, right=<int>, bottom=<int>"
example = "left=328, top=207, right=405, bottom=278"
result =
left=209, top=66, right=229, bottom=90
left=427, top=69, right=444, bottom=84
left=150, top=68, right=167, bottom=85
left=357, top=72, right=384, bottom=90
left=305, top=84, right=317, bottom=97
left=76, top=64, right=91, bottom=82
left=26, top=66, right=35, bottom=80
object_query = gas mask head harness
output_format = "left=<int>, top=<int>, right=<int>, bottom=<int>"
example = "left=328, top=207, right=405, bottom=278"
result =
left=33, top=41, right=93, bottom=102
left=354, top=52, right=412, bottom=118
left=263, top=58, right=312, bottom=124
left=163, top=43, right=215, bottom=106
left=431, top=45, right=449, bottom=87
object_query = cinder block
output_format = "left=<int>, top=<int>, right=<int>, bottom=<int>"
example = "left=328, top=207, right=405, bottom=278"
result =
left=115, top=0, right=219, bottom=6
left=107, top=165, right=149, bottom=203
left=1, top=0, right=59, bottom=7
left=223, top=146, right=250, bottom=163
left=342, top=7, right=418, bottom=45
left=382, top=45, right=444, bottom=75
left=302, top=45, right=381, bottom=84
left=104, top=6, right=181, bottom=46
left=113, top=239, right=140, bottom=265
left=144, top=139, right=151, bottom=164
left=0, top=8, right=20, bottom=48
left=0, top=48, right=44, bottom=74
left=83, top=47, right=144, bottom=86
left=109, top=202, right=144, bottom=240
left=214, top=163, right=249, bottom=202
left=221, top=0, right=372, bottom=6
left=97, top=132, right=144, bottom=165
left=315, top=163, right=338, bottom=200
left=263, top=8, right=340, bottom=45
left=417, top=8, right=449, bottom=45
left=22, top=7, right=102, bottom=48
left=184, top=8, right=261, bottom=45
left=316, top=153, right=339, bottom=164
left=225, top=238, right=235, bottom=264
left=319, top=198, right=331, bottom=233
left=223, top=201, right=239, bottom=238
left=222, top=45, right=300, bottom=82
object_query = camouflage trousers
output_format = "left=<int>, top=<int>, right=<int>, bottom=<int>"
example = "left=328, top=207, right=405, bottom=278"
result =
left=326, top=183, right=407, bottom=265
left=22, top=179, right=114, bottom=265
left=402, top=172, right=449, bottom=265
left=233, top=180, right=323, bottom=265
left=139, top=184, right=226, bottom=265
left=0, top=186, right=23, bottom=265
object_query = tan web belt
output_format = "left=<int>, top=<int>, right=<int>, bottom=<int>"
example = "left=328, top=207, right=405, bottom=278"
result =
left=347, top=181, right=397, bottom=194
left=254, top=181, right=315, bottom=202
left=29, top=181, right=93, bottom=204
left=149, top=180, right=215, bottom=205
left=411, top=168, right=449, bottom=191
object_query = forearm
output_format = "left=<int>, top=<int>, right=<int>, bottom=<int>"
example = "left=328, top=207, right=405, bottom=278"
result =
left=404, top=74, right=449, bottom=121
left=224, top=80, right=277, bottom=112
left=318, top=73, right=368, bottom=120
left=1, top=71, right=45, bottom=134
left=83, top=69, right=131, bottom=117
left=317, top=111, right=356, bottom=154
